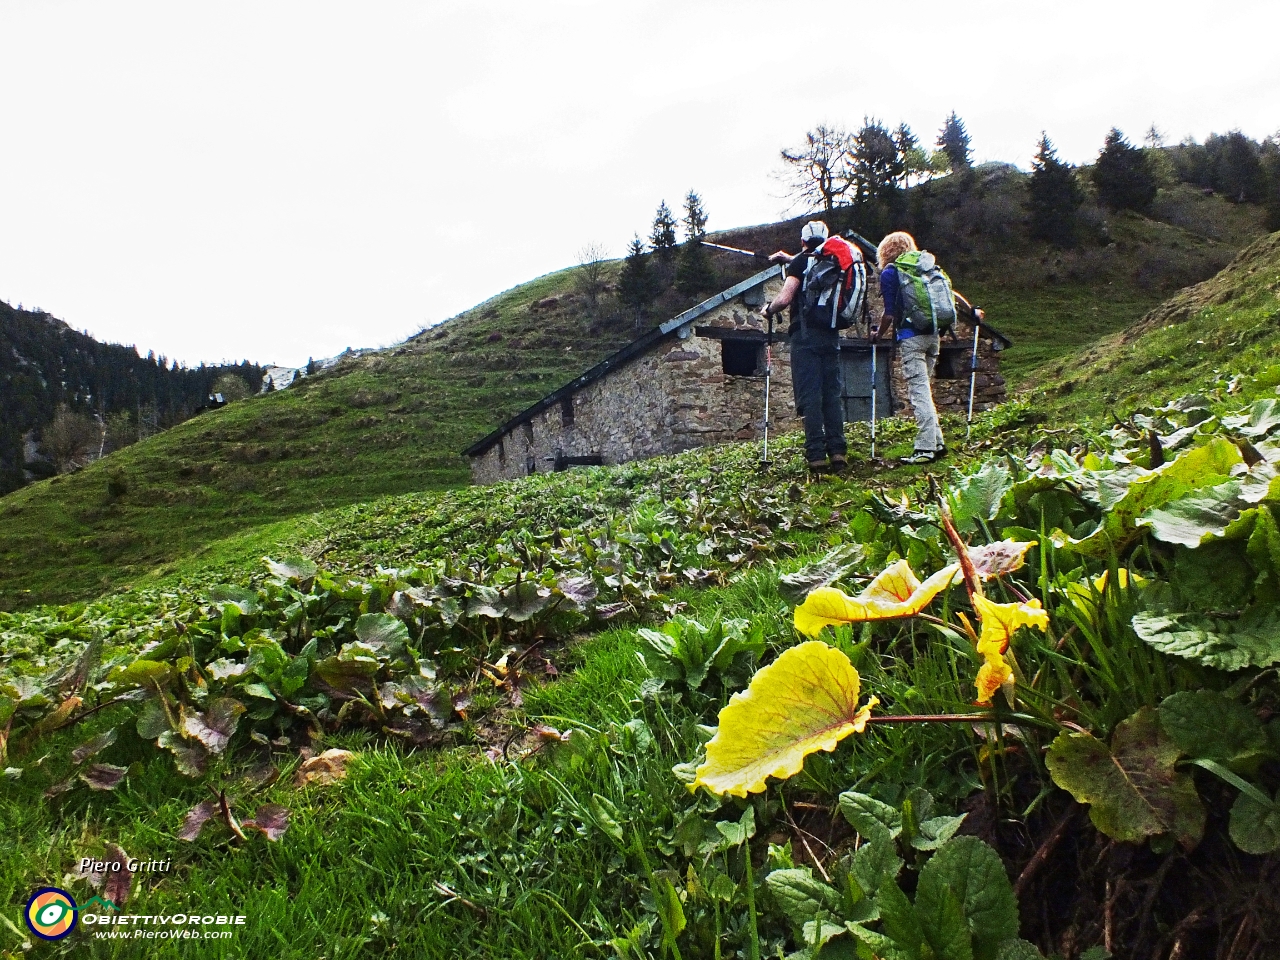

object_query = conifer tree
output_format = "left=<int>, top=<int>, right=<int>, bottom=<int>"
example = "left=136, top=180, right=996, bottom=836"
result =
left=936, top=112, right=972, bottom=172
left=681, top=189, right=708, bottom=242
left=675, top=190, right=713, bottom=296
left=1262, top=145, right=1280, bottom=232
left=1213, top=131, right=1266, bottom=203
left=851, top=118, right=904, bottom=203
left=650, top=201, right=678, bottom=261
left=1092, top=128, right=1157, bottom=212
left=618, top=235, right=654, bottom=320
left=1027, top=133, right=1083, bottom=248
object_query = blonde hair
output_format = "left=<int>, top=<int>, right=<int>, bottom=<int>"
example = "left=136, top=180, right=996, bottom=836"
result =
left=877, top=231, right=917, bottom=270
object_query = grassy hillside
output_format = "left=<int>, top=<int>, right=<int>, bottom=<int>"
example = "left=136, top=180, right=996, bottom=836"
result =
left=4, top=240, right=1280, bottom=957
left=0, top=266, right=734, bottom=609
left=0, top=183, right=1267, bottom=610
left=1025, top=229, right=1280, bottom=414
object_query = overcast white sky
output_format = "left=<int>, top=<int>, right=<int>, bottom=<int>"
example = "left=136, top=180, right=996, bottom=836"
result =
left=2, top=0, right=1277, bottom=369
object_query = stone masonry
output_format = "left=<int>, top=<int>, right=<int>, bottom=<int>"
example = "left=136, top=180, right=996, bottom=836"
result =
left=467, top=270, right=1007, bottom=484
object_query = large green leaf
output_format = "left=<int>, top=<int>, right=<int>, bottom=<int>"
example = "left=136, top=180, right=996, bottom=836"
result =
left=1067, top=438, right=1243, bottom=557
left=263, top=556, right=318, bottom=582
left=838, top=791, right=902, bottom=844
left=1046, top=708, right=1205, bottom=848
left=876, top=881, right=926, bottom=959
left=915, top=836, right=1019, bottom=960
left=851, top=835, right=903, bottom=901
left=207, top=584, right=261, bottom=615
left=502, top=581, right=553, bottom=622
left=778, top=544, right=866, bottom=605
left=354, top=613, right=410, bottom=653
left=1132, top=608, right=1280, bottom=671
left=951, top=461, right=1013, bottom=533
left=1223, top=398, right=1280, bottom=438
left=1158, top=690, right=1272, bottom=774
left=766, top=867, right=842, bottom=928
left=1229, top=790, right=1280, bottom=854
left=916, top=884, right=973, bottom=960
left=1247, top=506, right=1280, bottom=600
left=1140, top=466, right=1278, bottom=547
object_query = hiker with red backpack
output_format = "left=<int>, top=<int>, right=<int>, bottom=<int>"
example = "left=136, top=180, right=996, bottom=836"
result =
left=760, top=220, right=867, bottom=475
left=871, top=231, right=983, bottom=465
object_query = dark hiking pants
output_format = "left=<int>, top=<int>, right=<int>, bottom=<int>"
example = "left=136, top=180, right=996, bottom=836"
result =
left=790, top=328, right=847, bottom=463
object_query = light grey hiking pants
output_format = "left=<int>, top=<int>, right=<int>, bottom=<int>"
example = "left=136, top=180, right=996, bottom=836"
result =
left=899, top=334, right=944, bottom=453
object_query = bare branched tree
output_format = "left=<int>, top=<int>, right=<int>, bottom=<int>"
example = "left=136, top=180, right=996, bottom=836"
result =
left=42, top=405, right=100, bottom=473
left=777, top=124, right=854, bottom=212
left=575, top=242, right=609, bottom=312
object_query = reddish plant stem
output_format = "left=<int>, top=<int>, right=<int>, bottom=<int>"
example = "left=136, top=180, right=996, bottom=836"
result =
left=938, top=499, right=981, bottom=604
left=864, top=713, right=994, bottom=724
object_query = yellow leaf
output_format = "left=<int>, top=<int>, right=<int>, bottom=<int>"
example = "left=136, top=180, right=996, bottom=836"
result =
left=1065, top=568, right=1143, bottom=613
left=970, top=596, right=1048, bottom=705
left=973, top=595, right=1049, bottom=656
left=793, top=561, right=960, bottom=636
left=692, top=641, right=878, bottom=797
left=975, top=654, right=1012, bottom=706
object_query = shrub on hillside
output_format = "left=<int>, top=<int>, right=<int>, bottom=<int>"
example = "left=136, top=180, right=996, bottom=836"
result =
left=212, top=373, right=254, bottom=403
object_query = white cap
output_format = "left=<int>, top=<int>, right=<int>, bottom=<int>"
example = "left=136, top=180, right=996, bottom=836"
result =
left=801, top=220, right=829, bottom=245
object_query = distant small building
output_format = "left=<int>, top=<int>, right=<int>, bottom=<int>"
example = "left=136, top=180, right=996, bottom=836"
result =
left=464, top=267, right=1010, bottom=484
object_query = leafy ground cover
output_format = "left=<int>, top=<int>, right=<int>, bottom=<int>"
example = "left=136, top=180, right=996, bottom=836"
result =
left=2, top=224, right=1278, bottom=957
left=0, top=188, right=1265, bottom=611
left=5, top=351, right=1280, bottom=956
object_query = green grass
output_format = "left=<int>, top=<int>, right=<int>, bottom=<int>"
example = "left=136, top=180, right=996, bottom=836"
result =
left=1, top=189, right=1268, bottom=611
left=0, top=266, right=660, bottom=609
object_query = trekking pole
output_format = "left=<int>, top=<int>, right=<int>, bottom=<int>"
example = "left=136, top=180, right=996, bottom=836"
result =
left=870, top=336, right=878, bottom=461
left=700, top=240, right=770, bottom=261
left=761, top=264, right=783, bottom=468
left=965, top=310, right=981, bottom=437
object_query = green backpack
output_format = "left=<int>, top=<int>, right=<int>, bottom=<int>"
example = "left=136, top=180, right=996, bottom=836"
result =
left=894, top=250, right=957, bottom=335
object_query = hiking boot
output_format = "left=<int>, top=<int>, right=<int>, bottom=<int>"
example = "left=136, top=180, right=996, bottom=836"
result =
left=933, top=445, right=948, bottom=459
left=828, top=454, right=849, bottom=475
left=900, top=450, right=939, bottom=466
left=807, top=460, right=830, bottom=476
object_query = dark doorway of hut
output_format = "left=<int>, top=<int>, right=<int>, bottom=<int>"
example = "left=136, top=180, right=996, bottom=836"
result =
left=839, top=339, right=894, bottom=422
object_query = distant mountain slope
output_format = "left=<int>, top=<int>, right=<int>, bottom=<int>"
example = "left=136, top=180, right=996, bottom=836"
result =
left=0, top=183, right=1268, bottom=610
left=0, top=301, right=265, bottom=493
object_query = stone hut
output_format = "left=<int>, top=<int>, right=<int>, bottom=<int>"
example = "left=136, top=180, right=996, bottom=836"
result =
left=465, top=267, right=1011, bottom=484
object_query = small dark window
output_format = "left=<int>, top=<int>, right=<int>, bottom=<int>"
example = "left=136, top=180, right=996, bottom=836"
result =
left=554, top=453, right=603, bottom=472
left=497, top=439, right=506, bottom=463
left=721, top=340, right=762, bottom=376
left=522, top=421, right=535, bottom=442
left=561, top=396, right=575, bottom=426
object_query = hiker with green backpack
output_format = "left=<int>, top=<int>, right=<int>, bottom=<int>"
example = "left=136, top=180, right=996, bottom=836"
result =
left=871, top=231, right=982, bottom=465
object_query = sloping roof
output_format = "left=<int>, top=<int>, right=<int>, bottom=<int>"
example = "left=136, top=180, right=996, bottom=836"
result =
left=462, top=266, right=780, bottom=457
